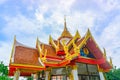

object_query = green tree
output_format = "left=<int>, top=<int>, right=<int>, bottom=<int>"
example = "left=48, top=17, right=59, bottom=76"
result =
left=105, top=67, right=120, bottom=80
left=27, top=76, right=33, bottom=80
left=0, top=61, right=13, bottom=80
left=0, top=61, right=8, bottom=76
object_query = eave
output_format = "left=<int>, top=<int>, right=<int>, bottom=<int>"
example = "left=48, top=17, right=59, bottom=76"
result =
left=9, top=63, right=46, bottom=76
left=76, top=56, right=106, bottom=65
left=9, top=63, right=45, bottom=70
left=44, top=59, right=70, bottom=67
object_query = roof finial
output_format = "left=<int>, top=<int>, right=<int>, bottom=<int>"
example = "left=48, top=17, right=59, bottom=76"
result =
left=75, top=30, right=81, bottom=39
left=64, top=15, right=67, bottom=31
left=14, top=35, right=16, bottom=42
left=49, top=35, right=52, bottom=44
left=36, top=36, right=39, bottom=46
left=103, top=48, right=106, bottom=59
left=109, top=57, right=113, bottom=67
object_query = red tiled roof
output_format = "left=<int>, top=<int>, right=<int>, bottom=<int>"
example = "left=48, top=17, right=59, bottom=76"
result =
left=86, top=37, right=103, bottom=59
left=14, top=46, right=42, bottom=66
left=41, top=44, right=62, bottom=59
left=86, top=37, right=112, bottom=69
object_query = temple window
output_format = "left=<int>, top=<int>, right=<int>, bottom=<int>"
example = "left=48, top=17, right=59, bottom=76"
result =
left=88, top=64, right=99, bottom=75
left=77, top=63, right=100, bottom=80
left=77, top=63, right=88, bottom=75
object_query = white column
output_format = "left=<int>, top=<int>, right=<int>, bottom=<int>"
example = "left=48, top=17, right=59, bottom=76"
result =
left=45, top=71, right=50, bottom=80
left=33, top=73, right=38, bottom=80
left=13, top=70, right=20, bottom=80
left=72, top=65, right=78, bottom=80
left=99, top=72, right=105, bottom=80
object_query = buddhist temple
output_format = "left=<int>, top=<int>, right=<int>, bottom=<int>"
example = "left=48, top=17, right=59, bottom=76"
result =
left=9, top=17, right=112, bottom=80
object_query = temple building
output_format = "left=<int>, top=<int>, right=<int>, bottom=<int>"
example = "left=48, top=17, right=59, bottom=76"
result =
left=9, top=18, right=112, bottom=80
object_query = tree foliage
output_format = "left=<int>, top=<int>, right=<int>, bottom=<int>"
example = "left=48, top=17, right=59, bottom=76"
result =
left=0, top=61, right=13, bottom=80
left=105, top=67, right=120, bottom=80
left=27, top=76, right=33, bottom=80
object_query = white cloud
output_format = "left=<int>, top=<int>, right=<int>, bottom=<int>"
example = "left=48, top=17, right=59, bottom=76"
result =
left=66, top=11, right=97, bottom=35
left=2, top=14, right=43, bottom=36
left=34, top=0, right=100, bottom=37
left=0, top=41, right=11, bottom=65
left=94, top=0, right=120, bottom=12
left=99, top=15, right=120, bottom=68
left=1, top=0, right=120, bottom=68
left=34, top=0, right=75, bottom=25
left=0, top=0, right=7, bottom=5
left=57, top=0, right=75, bottom=12
left=100, top=15, right=120, bottom=49
left=21, top=0, right=40, bottom=11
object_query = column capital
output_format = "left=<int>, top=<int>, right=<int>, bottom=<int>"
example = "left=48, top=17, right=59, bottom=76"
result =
left=72, top=65, right=77, bottom=70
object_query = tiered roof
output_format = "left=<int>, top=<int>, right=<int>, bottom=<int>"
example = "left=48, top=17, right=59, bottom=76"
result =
left=9, top=18, right=112, bottom=76
left=9, top=37, right=45, bottom=76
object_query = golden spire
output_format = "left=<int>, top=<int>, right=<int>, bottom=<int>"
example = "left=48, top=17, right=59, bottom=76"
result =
left=109, top=57, right=113, bottom=66
left=14, top=35, right=16, bottom=42
left=75, top=30, right=81, bottom=39
left=84, top=28, right=92, bottom=40
left=36, top=37, right=39, bottom=48
left=86, top=28, right=91, bottom=36
left=64, top=16, right=67, bottom=31
left=103, top=48, right=106, bottom=58
left=10, top=35, right=16, bottom=63
left=49, top=35, right=52, bottom=44
left=59, top=16, right=72, bottom=39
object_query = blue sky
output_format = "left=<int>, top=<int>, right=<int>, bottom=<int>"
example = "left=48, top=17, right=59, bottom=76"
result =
left=0, top=0, right=120, bottom=68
